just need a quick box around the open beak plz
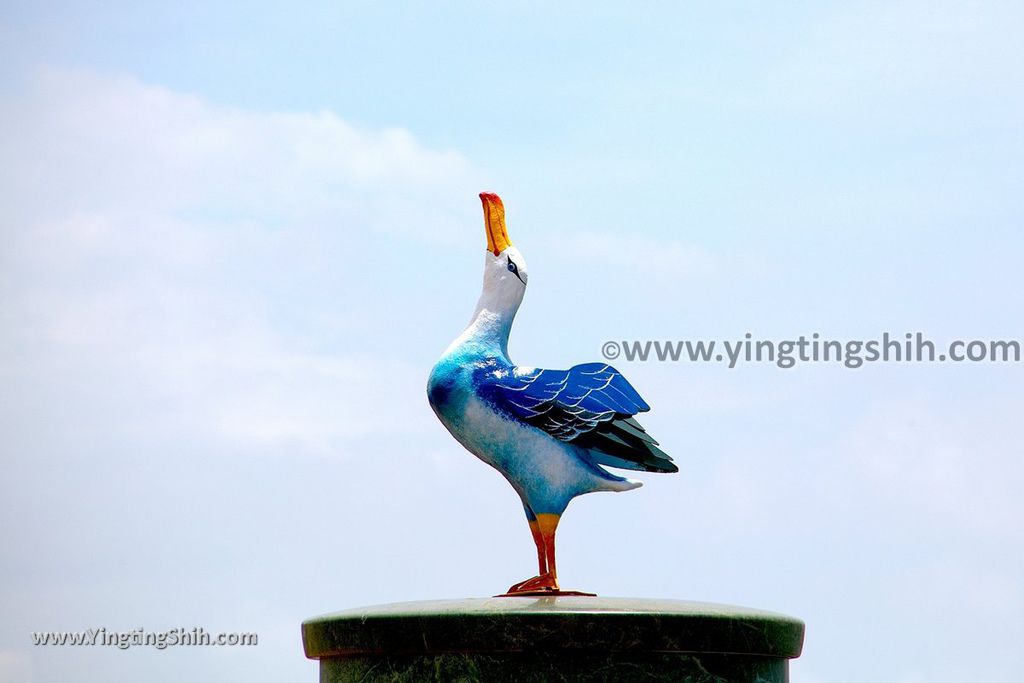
[480,192,512,255]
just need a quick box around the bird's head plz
[479,192,528,303]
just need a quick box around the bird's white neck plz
[445,251,526,359]
[462,299,518,356]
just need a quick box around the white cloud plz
[542,231,720,281]
[0,68,473,221]
[534,230,771,289]
[0,68,480,456]
[0,650,32,683]
[833,396,1024,539]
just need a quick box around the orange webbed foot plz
[505,573,559,594]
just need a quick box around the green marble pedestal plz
[302,597,804,682]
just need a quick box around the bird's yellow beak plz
[480,192,512,256]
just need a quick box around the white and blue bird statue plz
[428,192,677,595]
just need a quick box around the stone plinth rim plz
[302,596,804,661]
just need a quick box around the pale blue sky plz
[1,2,1022,682]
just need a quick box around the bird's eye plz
[505,255,526,284]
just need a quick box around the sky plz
[1,2,1022,681]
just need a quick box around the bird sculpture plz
[427,192,677,595]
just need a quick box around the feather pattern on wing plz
[479,363,677,473]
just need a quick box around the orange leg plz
[542,517,558,581]
[529,518,546,576]
[506,513,561,594]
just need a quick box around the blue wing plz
[485,363,677,473]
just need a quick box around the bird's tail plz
[601,477,643,493]
[575,447,644,492]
